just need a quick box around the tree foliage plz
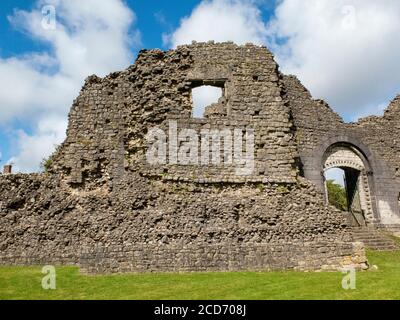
[326,179,348,211]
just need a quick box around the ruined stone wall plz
[284,75,400,225]
[354,97,400,225]
[80,242,367,273]
[0,172,367,272]
[50,42,297,187]
[0,43,373,273]
[356,96,400,179]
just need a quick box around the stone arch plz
[323,147,365,171]
[302,134,384,225]
[316,135,376,172]
[322,142,375,226]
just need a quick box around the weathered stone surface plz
[3,42,398,272]
[284,75,400,226]
[0,173,355,270]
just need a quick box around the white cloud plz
[192,86,223,118]
[163,0,269,116]
[8,116,68,173]
[165,0,400,121]
[1,0,139,172]
[267,0,400,120]
[164,0,268,48]
[5,0,400,172]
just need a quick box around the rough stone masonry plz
[2,42,400,273]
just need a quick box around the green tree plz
[326,179,348,211]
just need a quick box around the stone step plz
[352,227,399,251]
[359,243,397,249]
[357,238,394,242]
[356,233,399,237]
[353,235,395,242]
[352,230,385,234]
[357,241,397,248]
[359,242,396,247]
[354,237,394,242]
[353,231,396,236]
[365,246,398,251]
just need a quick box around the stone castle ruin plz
[1,42,399,273]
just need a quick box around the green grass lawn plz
[0,250,399,300]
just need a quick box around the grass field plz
[0,250,399,300]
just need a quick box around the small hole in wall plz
[192,86,223,118]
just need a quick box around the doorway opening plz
[325,168,347,211]
[323,143,374,227]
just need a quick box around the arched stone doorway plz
[322,143,375,227]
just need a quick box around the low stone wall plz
[0,253,78,267]
[0,172,369,273]
[79,242,368,274]
[0,241,367,273]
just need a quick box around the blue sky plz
[0,0,207,166]
[0,0,399,173]
[0,1,194,53]
[0,1,276,57]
